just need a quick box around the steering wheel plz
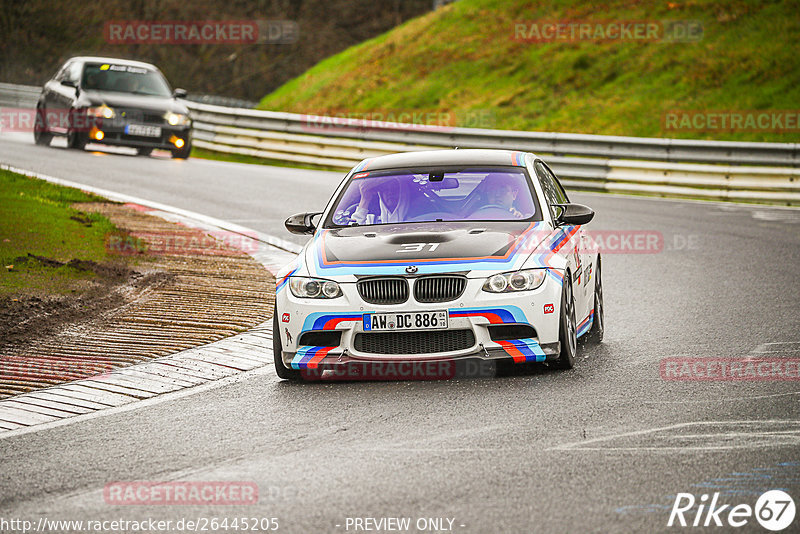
[333,203,361,225]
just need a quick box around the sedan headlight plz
[289,277,342,299]
[164,111,190,126]
[482,269,546,293]
[88,105,115,119]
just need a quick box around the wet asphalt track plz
[1,133,800,533]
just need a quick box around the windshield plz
[81,63,172,97]
[325,167,540,227]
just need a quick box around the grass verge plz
[258,0,800,143]
[0,169,129,298]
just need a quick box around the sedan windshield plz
[81,63,172,97]
[326,167,540,227]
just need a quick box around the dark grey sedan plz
[34,56,192,158]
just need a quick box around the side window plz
[547,165,570,204]
[535,161,564,217]
[67,62,83,84]
[54,62,71,81]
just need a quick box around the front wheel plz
[66,115,86,150]
[553,276,578,369]
[171,141,191,159]
[585,258,604,344]
[33,105,53,146]
[273,306,301,380]
[137,147,153,156]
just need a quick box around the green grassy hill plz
[258,0,800,142]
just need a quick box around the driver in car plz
[474,175,524,218]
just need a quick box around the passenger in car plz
[350,177,411,224]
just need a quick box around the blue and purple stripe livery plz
[576,309,594,338]
[291,346,339,369]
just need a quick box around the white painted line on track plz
[548,420,800,452]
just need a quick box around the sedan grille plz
[414,275,467,303]
[120,109,143,122]
[354,330,475,355]
[357,278,409,305]
[119,109,164,124]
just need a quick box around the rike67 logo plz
[668,490,795,531]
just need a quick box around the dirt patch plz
[0,203,274,399]
[0,264,171,350]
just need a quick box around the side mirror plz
[285,212,322,235]
[61,79,79,95]
[173,88,188,98]
[553,203,594,226]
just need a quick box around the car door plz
[534,160,592,318]
[49,60,82,133]
[41,62,68,122]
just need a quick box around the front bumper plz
[276,275,564,373]
[88,117,191,150]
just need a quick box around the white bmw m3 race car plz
[273,149,603,380]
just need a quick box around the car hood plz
[303,221,554,278]
[82,90,188,114]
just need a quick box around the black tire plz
[585,257,604,344]
[553,275,578,369]
[273,306,301,380]
[33,105,52,146]
[171,141,191,159]
[137,147,153,156]
[66,111,86,150]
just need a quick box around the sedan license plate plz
[125,124,161,137]
[363,311,448,332]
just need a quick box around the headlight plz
[482,269,546,293]
[88,105,115,119]
[164,111,190,126]
[289,277,342,299]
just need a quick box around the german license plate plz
[125,124,161,137]
[363,311,448,332]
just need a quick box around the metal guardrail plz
[185,102,800,204]
[0,83,40,108]
[3,83,799,204]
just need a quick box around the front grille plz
[354,329,475,355]
[357,278,409,305]
[119,110,164,124]
[120,109,143,122]
[414,275,467,303]
[143,113,164,124]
